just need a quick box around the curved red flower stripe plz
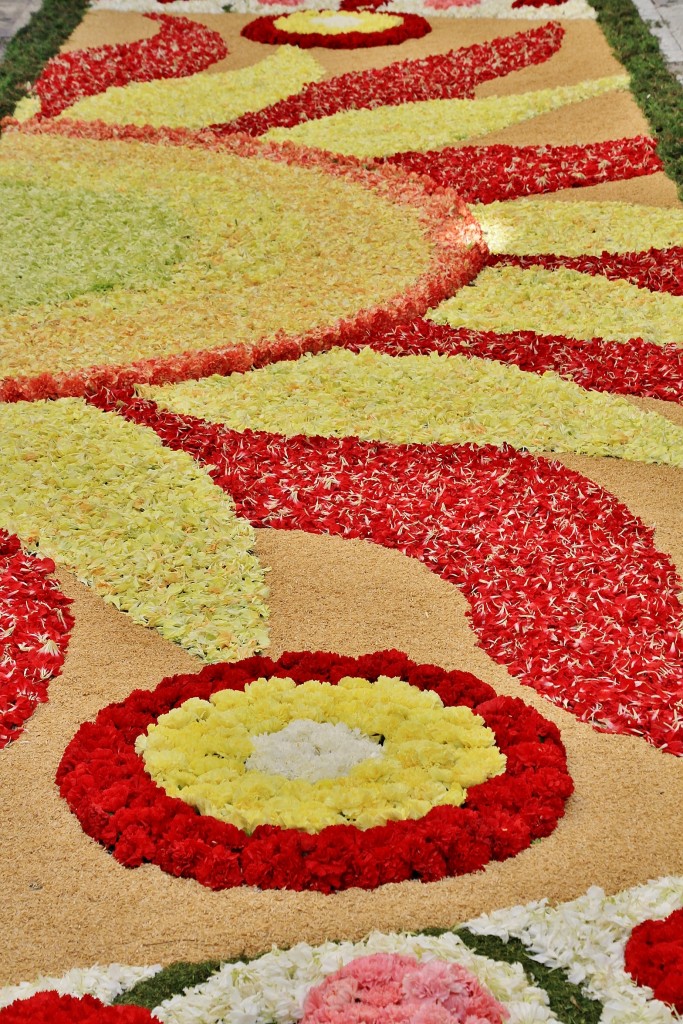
[379,138,662,204]
[625,909,683,1012]
[488,248,683,295]
[56,650,572,893]
[211,22,564,136]
[0,118,485,404]
[340,0,387,9]
[345,317,683,402]
[0,531,74,750]
[241,12,431,49]
[0,992,156,1023]
[98,395,683,755]
[34,15,228,119]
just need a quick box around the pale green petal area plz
[0,400,270,662]
[143,347,683,467]
[11,97,40,122]
[473,199,683,256]
[0,179,188,312]
[428,265,683,347]
[265,75,629,159]
[59,47,325,129]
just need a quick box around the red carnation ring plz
[625,908,683,1012]
[0,992,156,1023]
[241,12,431,49]
[57,650,572,893]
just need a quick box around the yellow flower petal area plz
[474,199,683,257]
[12,96,40,122]
[59,47,324,129]
[0,132,431,380]
[265,75,629,159]
[143,347,683,466]
[136,675,505,833]
[429,265,683,348]
[273,10,403,34]
[0,399,269,662]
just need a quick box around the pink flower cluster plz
[301,954,509,1024]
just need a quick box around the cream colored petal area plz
[0,399,269,662]
[265,76,629,159]
[474,198,683,256]
[143,348,683,467]
[429,265,683,347]
[59,47,324,129]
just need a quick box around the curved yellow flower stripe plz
[58,47,324,130]
[0,132,430,380]
[144,347,683,467]
[0,399,269,662]
[265,76,629,158]
[474,199,683,256]
[274,11,404,34]
[137,675,505,832]
[429,265,683,348]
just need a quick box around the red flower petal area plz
[56,650,572,892]
[380,138,663,203]
[241,12,431,49]
[212,22,564,135]
[0,119,485,404]
[34,15,228,118]
[512,0,566,7]
[489,248,683,295]
[0,530,74,750]
[625,909,683,1012]
[97,394,683,755]
[346,316,683,403]
[0,992,156,1023]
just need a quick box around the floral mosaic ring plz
[241,11,432,49]
[56,650,573,893]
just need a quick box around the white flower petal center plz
[245,717,383,782]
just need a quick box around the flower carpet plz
[0,0,682,1020]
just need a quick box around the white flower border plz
[87,0,596,21]
[3,878,683,1022]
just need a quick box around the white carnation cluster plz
[245,717,384,783]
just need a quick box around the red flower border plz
[0,530,74,750]
[241,12,431,49]
[0,119,486,404]
[625,909,683,1012]
[0,992,156,1023]
[56,650,572,893]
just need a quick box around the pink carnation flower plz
[301,953,509,1024]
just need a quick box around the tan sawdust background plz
[2,9,683,986]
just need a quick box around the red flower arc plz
[0,531,74,750]
[625,908,683,1012]
[34,15,228,118]
[57,651,572,892]
[99,393,683,755]
[241,12,432,49]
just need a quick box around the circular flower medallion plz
[241,11,432,49]
[57,650,573,893]
[0,992,156,1022]
[624,908,683,1012]
[300,953,509,1023]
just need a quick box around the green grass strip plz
[587,0,683,197]
[456,928,602,1024]
[112,960,224,1009]
[0,0,87,126]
